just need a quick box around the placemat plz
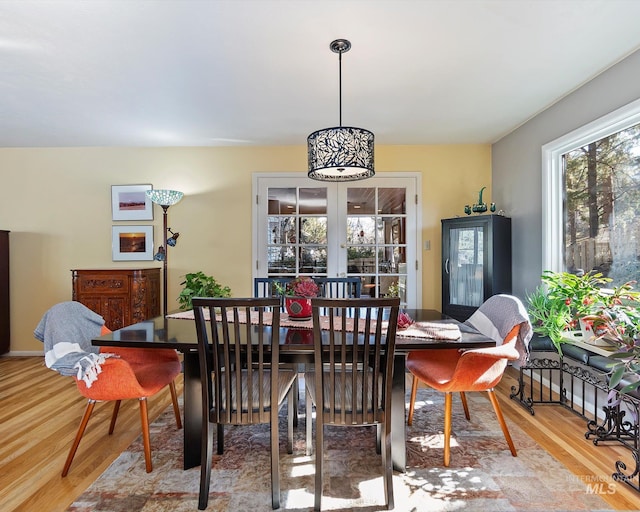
[167,310,461,340]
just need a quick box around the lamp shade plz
[307,39,374,182]
[146,189,184,207]
[307,126,375,181]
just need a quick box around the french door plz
[253,173,421,308]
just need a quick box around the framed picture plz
[111,184,153,221]
[112,225,154,261]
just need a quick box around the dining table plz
[92,308,494,472]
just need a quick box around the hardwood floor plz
[0,356,183,512]
[1,357,639,511]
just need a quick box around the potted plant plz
[177,271,232,310]
[527,270,611,352]
[581,282,640,393]
[277,277,319,319]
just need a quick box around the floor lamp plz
[146,189,184,316]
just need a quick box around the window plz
[563,126,640,284]
[542,97,640,286]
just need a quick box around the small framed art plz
[112,225,154,261]
[111,184,153,221]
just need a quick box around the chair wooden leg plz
[287,386,294,454]
[108,400,121,435]
[62,400,96,477]
[460,391,470,421]
[169,381,182,429]
[271,398,281,509]
[487,389,517,457]
[407,374,419,426]
[382,420,394,509]
[198,418,214,510]
[443,392,452,467]
[217,423,224,454]
[138,398,152,473]
[314,412,323,511]
[306,387,313,456]
[293,373,299,428]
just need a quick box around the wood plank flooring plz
[1,357,639,511]
[0,356,183,512]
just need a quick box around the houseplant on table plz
[277,277,319,319]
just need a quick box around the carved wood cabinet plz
[0,231,9,355]
[71,268,161,330]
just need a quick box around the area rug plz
[68,386,616,512]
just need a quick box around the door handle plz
[444,258,450,274]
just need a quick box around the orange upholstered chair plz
[62,325,182,476]
[35,301,182,477]
[406,294,531,466]
[406,323,522,467]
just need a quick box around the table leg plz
[182,350,202,470]
[391,352,407,472]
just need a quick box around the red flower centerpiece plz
[397,311,414,330]
[282,277,319,320]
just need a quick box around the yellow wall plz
[0,144,490,353]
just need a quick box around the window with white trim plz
[542,98,640,287]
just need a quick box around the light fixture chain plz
[338,50,343,127]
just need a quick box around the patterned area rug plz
[68,385,615,512]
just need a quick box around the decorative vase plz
[285,296,312,319]
[284,328,314,344]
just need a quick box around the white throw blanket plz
[34,301,114,387]
[464,294,533,365]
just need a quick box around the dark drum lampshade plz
[307,39,374,182]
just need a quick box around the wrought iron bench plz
[510,334,640,493]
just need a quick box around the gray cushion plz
[562,344,594,364]
[529,335,556,352]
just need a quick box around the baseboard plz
[1,351,43,357]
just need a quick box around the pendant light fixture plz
[307,39,374,181]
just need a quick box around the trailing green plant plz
[526,270,612,353]
[581,281,640,393]
[177,271,232,310]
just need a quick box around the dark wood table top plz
[92,309,495,353]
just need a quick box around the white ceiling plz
[2,0,640,148]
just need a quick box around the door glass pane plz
[448,226,484,307]
[300,247,327,274]
[347,188,375,214]
[347,216,375,244]
[268,216,296,244]
[346,188,407,303]
[299,188,327,214]
[267,245,296,273]
[378,188,406,214]
[267,187,327,276]
[300,217,327,244]
[268,188,296,214]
